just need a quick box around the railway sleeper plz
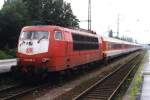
[90,89,114,94]
[80,96,108,100]
[85,93,112,97]
[94,86,117,89]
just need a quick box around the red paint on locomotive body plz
[17,25,103,73]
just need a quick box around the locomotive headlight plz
[42,58,49,63]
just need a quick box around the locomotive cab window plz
[33,31,49,40]
[55,31,63,40]
[20,31,49,40]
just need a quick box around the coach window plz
[55,31,62,40]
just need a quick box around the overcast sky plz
[0,0,4,9]
[65,0,150,44]
[0,0,150,44]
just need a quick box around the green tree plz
[0,11,19,48]
[23,0,79,27]
[0,0,79,48]
[23,0,42,24]
[0,0,27,48]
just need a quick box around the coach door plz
[64,31,71,68]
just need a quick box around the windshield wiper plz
[37,36,46,43]
[20,41,25,46]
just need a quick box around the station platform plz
[0,59,17,73]
[141,51,150,100]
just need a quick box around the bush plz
[0,50,10,59]
[5,48,16,57]
[0,49,16,59]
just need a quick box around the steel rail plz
[0,83,22,93]
[0,82,50,100]
[73,53,143,100]
[108,55,143,100]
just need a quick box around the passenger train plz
[11,25,141,76]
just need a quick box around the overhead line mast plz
[88,0,91,31]
[117,14,120,37]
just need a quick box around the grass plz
[129,67,143,100]
[0,48,16,59]
[130,75,142,95]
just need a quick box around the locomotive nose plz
[19,57,50,64]
[18,56,50,74]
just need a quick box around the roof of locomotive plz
[22,25,59,31]
[22,25,98,37]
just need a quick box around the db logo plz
[26,48,33,53]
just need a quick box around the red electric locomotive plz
[14,25,103,75]
[12,25,141,76]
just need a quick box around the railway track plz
[0,51,143,100]
[73,53,144,100]
[0,81,49,100]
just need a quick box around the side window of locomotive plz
[55,32,63,40]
